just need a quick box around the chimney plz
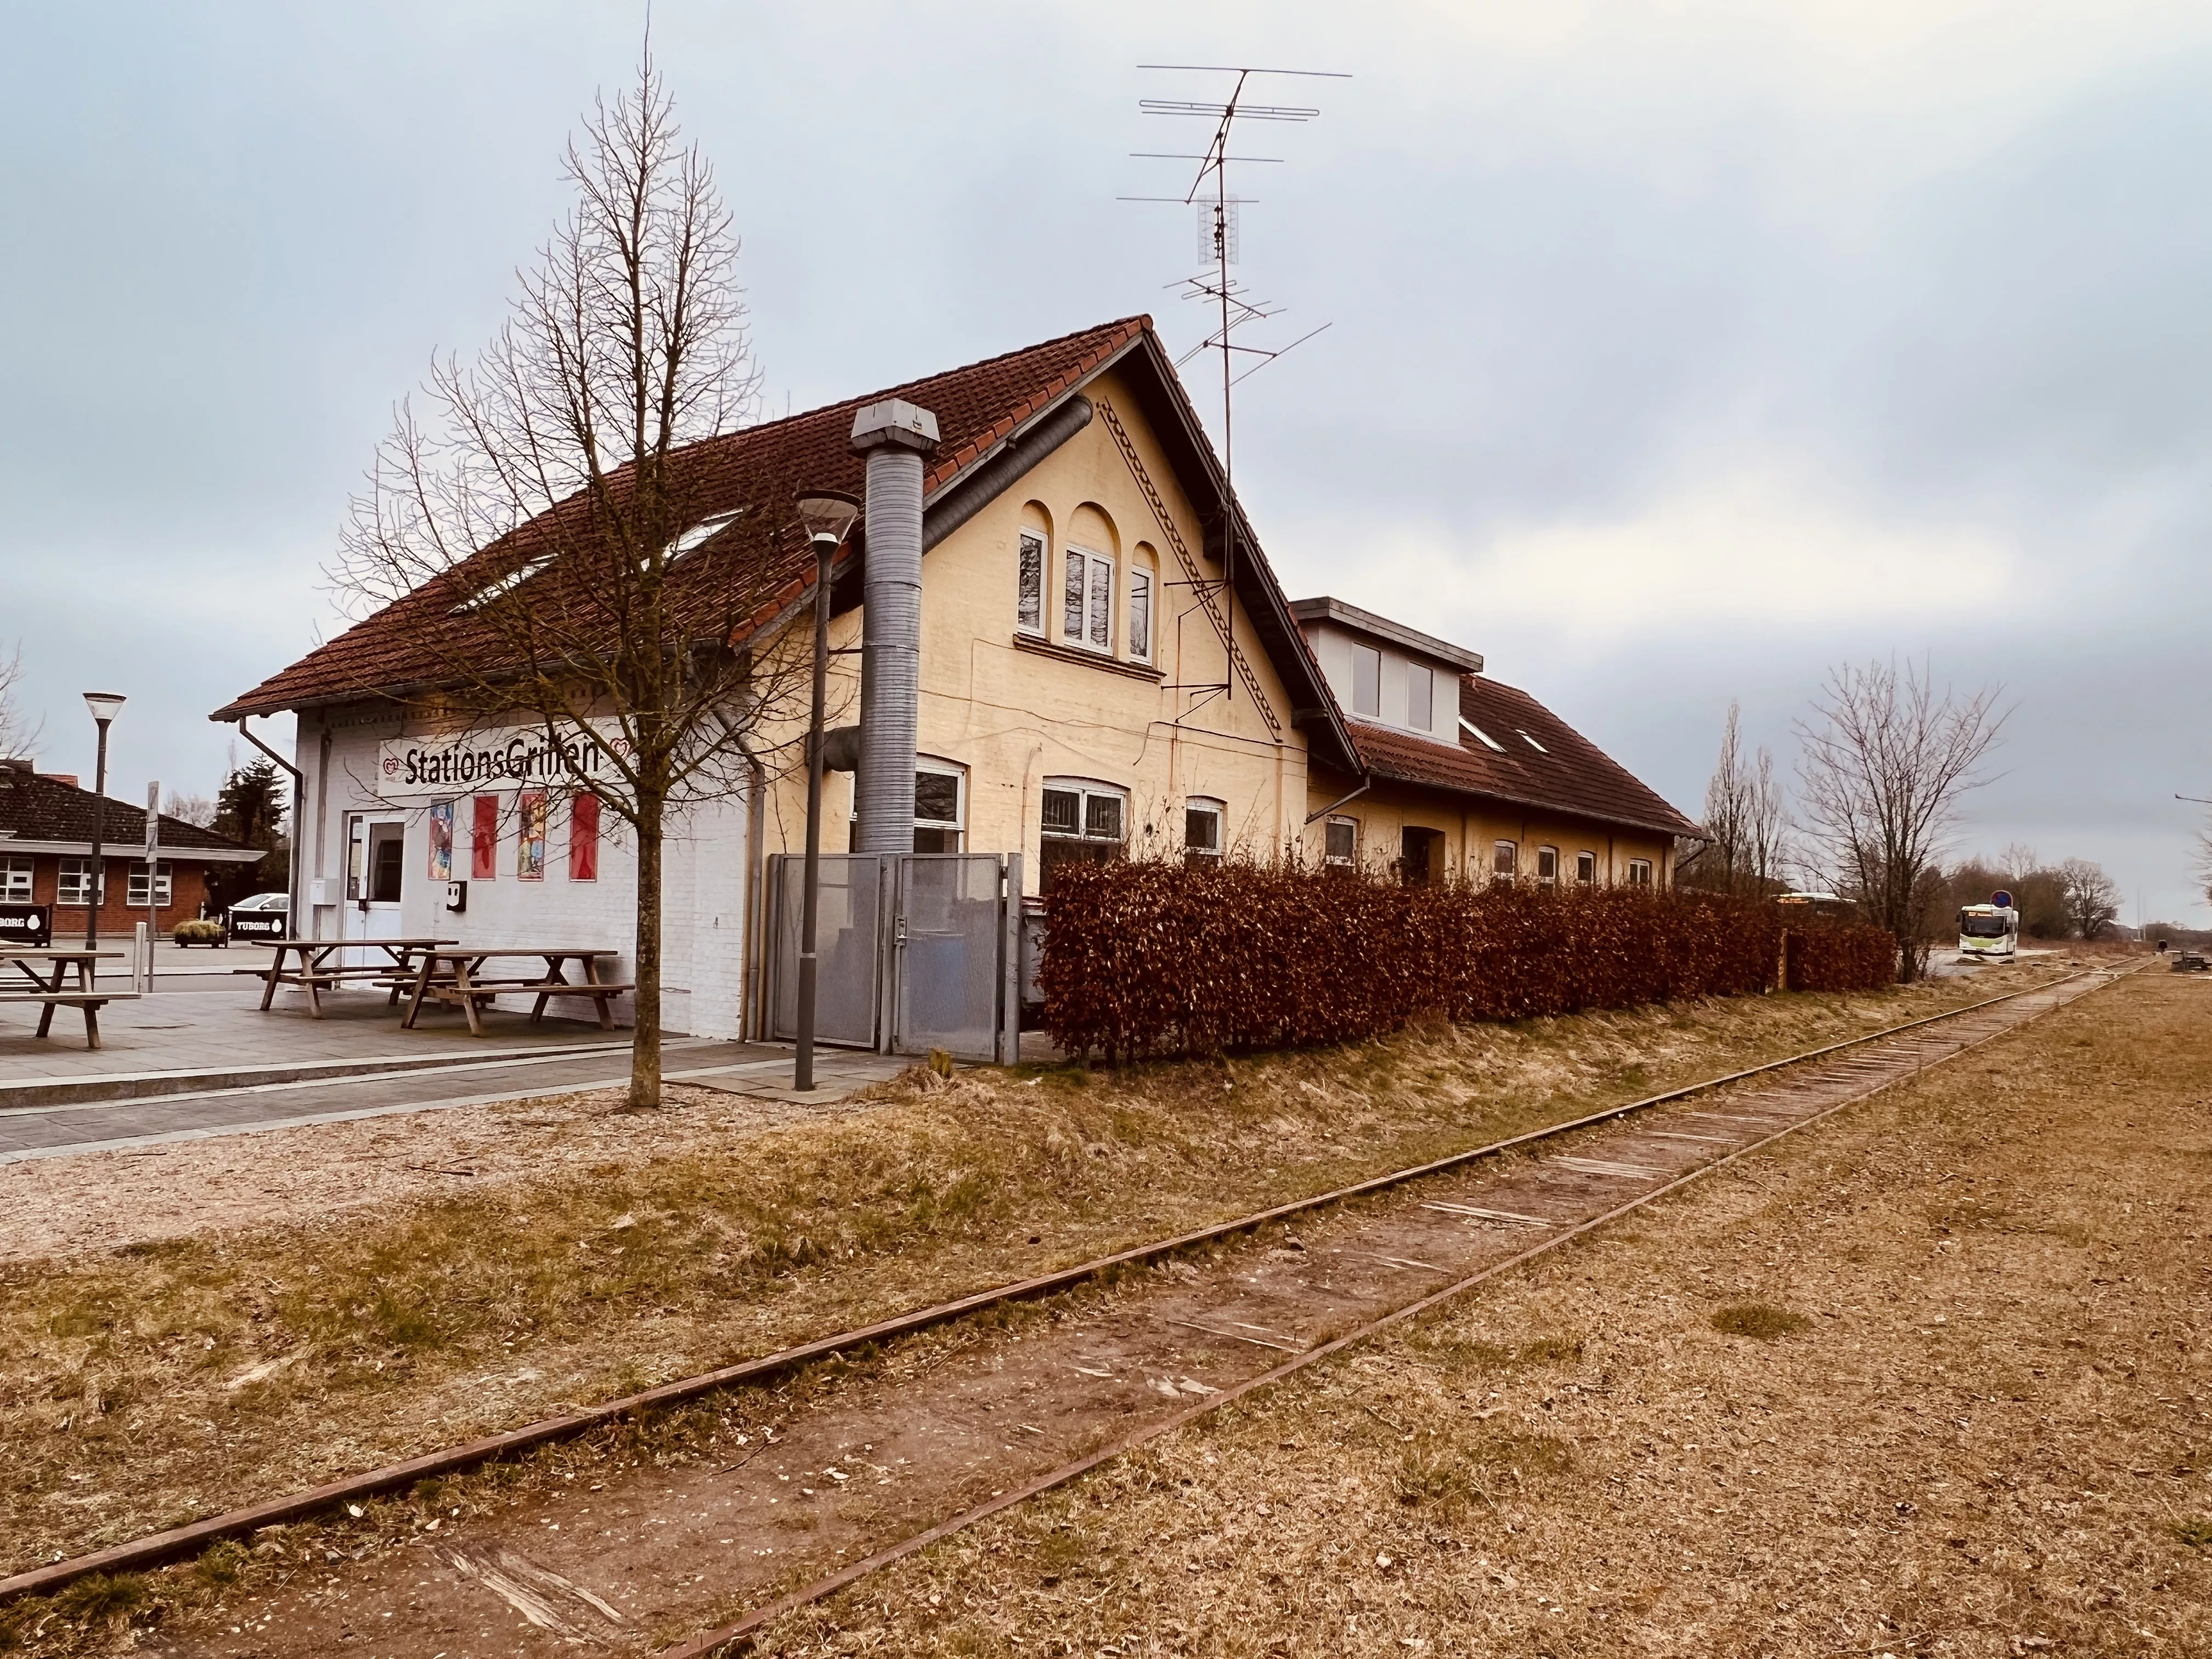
[848,398,939,855]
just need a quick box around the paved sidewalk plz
[0,1040,906,1162]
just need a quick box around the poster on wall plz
[471,794,499,881]
[569,793,600,882]
[427,800,454,881]
[517,790,548,881]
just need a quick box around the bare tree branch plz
[0,643,41,761]
[1793,657,2010,983]
[327,56,806,1108]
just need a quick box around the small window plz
[57,859,101,907]
[1536,846,1558,887]
[1324,816,1358,866]
[1352,644,1381,718]
[1128,566,1154,662]
[1062,546,1114,652]
[1184,797,1224,866]
[663,509,743,565]
[0,856,30,903]
[450,552,555,614]
[1627,859,1653,887]
[370,822,407,899]
[1040,779,1128,887]
[915,762,966,853]
[1492,839,1517,881]
[1519,729,1549,754]
[1016,530,1046,635]
[126,861,174,908]
[1407,663,1434,730]
[1460,718,1504,752]
[1576,850,1596,885]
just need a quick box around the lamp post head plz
[795,490,861,550]
[81,692,126,726]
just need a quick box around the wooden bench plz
[398,948,626,1035]
[0,990,140,1049]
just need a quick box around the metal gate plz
[766,853,1021,1063]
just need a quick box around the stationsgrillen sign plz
[374,723,631,801]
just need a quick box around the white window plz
[1063,546,1114,652]
[1128,565,1154,663]
[914,760,966,854]
[1460,717,1504,752]
[57,859,103,906]
[1536,846,1558,887]
[1016,530,1046,635]
[1576,850,1596,885]
[1627,859,1654,887]
[1519,729,1549,754]
[1407,663,1434,729]
[1352,644,1381,717]
[126,861,174,907]
[1492,840,1517,882]
[1184,797,1224,866]
[1040,778,1127,884]
[0,857,30,903]
[1324,816,1359,866]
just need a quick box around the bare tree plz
[0,643,40,760]
[2055,857,2120,941]
[332,59,808,1108]
[1795,658,2009,983]
[163,791,217,828]
[1685,700,1790,896]
[2196,816,2212,909]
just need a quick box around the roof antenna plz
[1121,64,1346,713]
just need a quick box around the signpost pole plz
[145,781,160,986]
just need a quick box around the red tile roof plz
[0,765,261,855]
[212,318,1151,721]
[1348,677,1702,839]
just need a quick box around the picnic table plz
[398,946,630,1035]
[239,938,456,1018]
[1,947,134,1049]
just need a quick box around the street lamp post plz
[792,491,861,1092]
[81,692,126,950]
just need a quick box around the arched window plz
[1128,547,1158,663]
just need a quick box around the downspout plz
[850,399,938,855]
[1304,777,1370,827]
[236,718,305,936]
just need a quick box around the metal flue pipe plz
[849,399,938,855]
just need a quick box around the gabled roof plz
[208,319,1359,774]
[0,766,262,858]
[1348,677,1702,840]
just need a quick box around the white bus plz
[1957,902,2019,960]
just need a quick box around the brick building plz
[0,760,266,935]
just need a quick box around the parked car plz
[224,892,291,944]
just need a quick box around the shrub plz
[172,918,224,944]
[1039,861,1894,1059]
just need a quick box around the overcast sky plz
[4,2,2208,920]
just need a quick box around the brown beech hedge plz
[1040,861,1896,1059]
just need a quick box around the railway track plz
[0,964,2130,1654]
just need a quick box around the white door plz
[342,815,408,964]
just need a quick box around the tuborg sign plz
[375,723,631,800]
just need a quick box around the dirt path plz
[86,973,2123,1657]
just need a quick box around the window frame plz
[1062,545,1115,654]
[56,858,103,907]
[1324,816,1359,867]
[1040,779,1127,847]
[914,758,967,854]
[0,856,31,904]
[1575,849,1596,886]
[1406,662,1434,730]
[1627,858,1654,888]
[1536,845,1559,887]
[1184,795,1225,865]
[1015,528,1047,636]
[1127,560,1155,664]
[1351,643,1382,718]
[125,860,174,908]
[1492,839,1517,882]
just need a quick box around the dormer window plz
[1407,663,1434,729]
[1352,644,1381,718]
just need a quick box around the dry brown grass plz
[744,963,2210,1657]
[0,969,2035,1605]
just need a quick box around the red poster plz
[570,793,600,882]
[471,794,499,880]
